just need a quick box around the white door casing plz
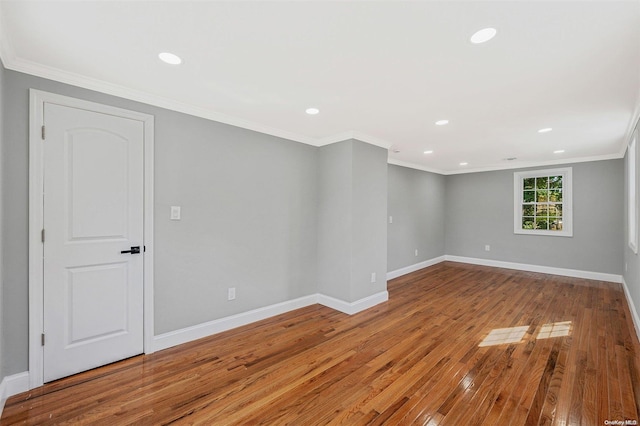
[29,90,155,387]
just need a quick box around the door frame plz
[28,89,155,389]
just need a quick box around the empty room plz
[0,1,639,425]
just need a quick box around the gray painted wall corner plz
[316,139,388,303]
[444,160,623,275]
[317,141,353,301]
[351,140,387,301]
[387,164,446,272]
[1,69,321,373]
[623,120,640,331]
[0,58,5,379]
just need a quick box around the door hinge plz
[41,333,45,346]
[41,229,45,243]
[41,125,45,140]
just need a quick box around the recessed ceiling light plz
[554,150,565,154]
[423,150,433,154]
[158,52,182,65]
[470,28,497,44]
[305,108,320,115]
[435,120,449,126]
[538,128,553,133]
[459,162,468,166]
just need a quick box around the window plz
[514,167,572,237]
[629,130,638,253]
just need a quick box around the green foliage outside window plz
[521,175,563,231]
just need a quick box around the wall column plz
[317,139,388,310]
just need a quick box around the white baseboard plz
[621,276,640,344]
[317,291,389,315]
[386,256,446,280]
[153,290,390,352]
[153,294,319,352]
[444,255,622,283]
[0,372,30,417]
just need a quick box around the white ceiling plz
[1,1,639,174]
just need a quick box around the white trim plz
[153,295,319,352]
[317,291,389,315]
[10,57,316,146]
[621,276,640,345]
[28,90,155,389]
[0,372,30,417]
[386,256,446,280]
[0,44,627,178]
[513,167,573,237]
[387,153,624,176]
[153,291,389,352]
[442,153,623,176]
[444,255,622,283]
[628,129,638,254]
[316,131,392,150]
[386,158,447,175]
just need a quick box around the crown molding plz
[316,131,393,150]
[386,158,447,175]
[0,23,630,176]
[442,152,624,175]
[5,56,321,146]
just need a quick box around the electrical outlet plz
[415,249,418,257]
[485,245,491,251]
[389,216,393,224]
[371,272,376,283]
[228,287,236,300]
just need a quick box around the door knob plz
[120,246,141,254]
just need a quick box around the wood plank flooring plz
[3,262,640,425]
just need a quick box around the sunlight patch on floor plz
[536,321,572,339]
[479,326,529,347]
[480,321,572,347]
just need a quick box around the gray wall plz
[445,160,624,274]
[0,64,631,379]
[387,165,446,272]
[317,140,387,302]
[0,60,5,380]
[624,121,640,328]
[1,69,319,375]
[317,141,352,301]
[351,140,387,301]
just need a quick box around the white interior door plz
[43,102,144,382]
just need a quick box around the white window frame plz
[513,167,573,237]
[629,130,638,254]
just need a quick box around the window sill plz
[514,229,573,237]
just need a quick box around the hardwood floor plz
[3,262,640,425]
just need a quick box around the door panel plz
[43,103,144,382]
[67,129,129,240]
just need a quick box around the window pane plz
[523,178,535,190]
[536,218,549,230]
[550,217,563,231]
[514,168,571,236]
[549,190,562,202]
[537,190,548,202]
[549,176,563,189]
[548,203,562,216]
[536,177,548,189]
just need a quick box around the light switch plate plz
[170,206,181,220]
